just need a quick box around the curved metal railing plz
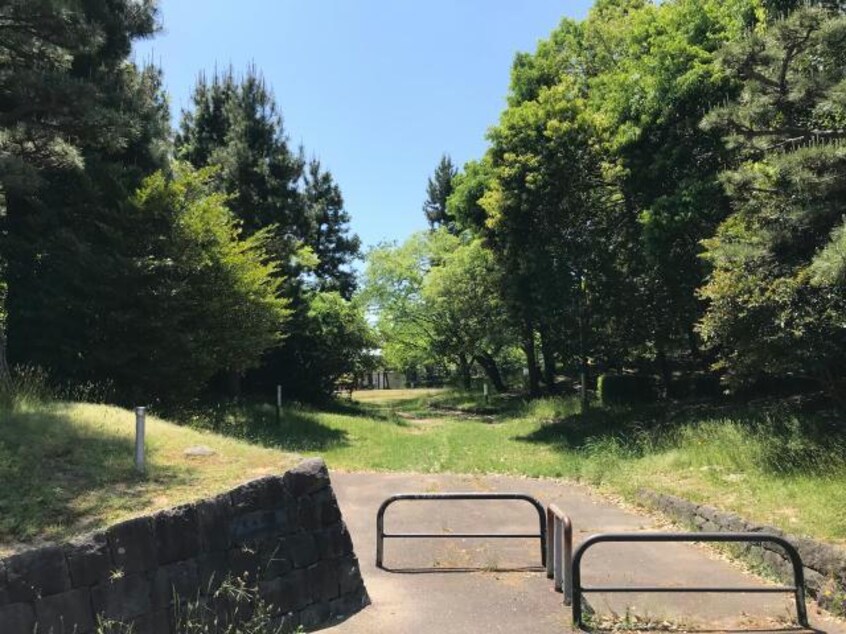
[375,492,547,569]
[570,531,808,628]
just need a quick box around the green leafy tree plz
[579,0,762,385]
[423,238,516,391]
[362,233,436,375]
[481,74,620,395]
[177,67,365,401]
[302,292,376,397]
[699,6,846,397]
[120,165,289,403]
[363,230,516,391]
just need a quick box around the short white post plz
[134,406,146,473]
[483,382,489,403]
[276,385,282,425]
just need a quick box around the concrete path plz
[323,471,845,633]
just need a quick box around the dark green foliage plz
[11,166,290,405]
[1,0,169,394]
[598,374,657,406]
[0,0,161,195]
[177,68,363,401]
[422,154,458,231]
[302,160,361,299]
[247,291,374,403]
[699,6,846,397]
[667,374,723,400]
[176,66,304,242]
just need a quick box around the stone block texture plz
[0,458,368,633]
[637,489,846,613]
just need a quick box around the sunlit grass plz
[190,389,846,544]
[0,401,299,553]
[6,388,846,551]
[350,388,445,403]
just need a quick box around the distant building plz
[362,368,407,390]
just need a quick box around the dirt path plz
[323,471,845,633]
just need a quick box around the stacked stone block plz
[638,489,846,613]
[0,458,368,633]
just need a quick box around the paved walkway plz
[323,471,845,633]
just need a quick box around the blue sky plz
[133,1,592,251]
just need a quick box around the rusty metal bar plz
[571,532,808,629]
[375,492,546,569]
[546,504,573,605]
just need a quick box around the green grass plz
[186,390,846,544]
[5,388,846,553]
[0,401,299,554]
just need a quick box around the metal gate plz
[375,492,547,569]
[570,531,808,628]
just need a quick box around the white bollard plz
[134,406,146,473]
[276,384,282,425]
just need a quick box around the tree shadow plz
[514,404,668,451]
[0,407,187,549]
[514,400,846,477]
[197,405,353,452]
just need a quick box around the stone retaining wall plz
[0,458,368,633]
[637,489,846,613]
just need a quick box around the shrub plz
[667,374,723,400]
[598,374,656,406]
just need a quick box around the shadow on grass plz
[0,407,186,548]
[187,402,353,452]
[515,404,667,450]
[515,400,846,477]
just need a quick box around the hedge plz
[598,374,656,405]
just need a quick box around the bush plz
[598,374,656,406]
[667,374,723,400]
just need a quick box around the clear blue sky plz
[133,1,592,251]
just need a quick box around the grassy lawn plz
[5,389,845,553]
[0,401,299,554]
[187,389,846,545]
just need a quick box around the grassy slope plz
[5,390,844,553]
[193,390,846,545]
[0,401,299,554]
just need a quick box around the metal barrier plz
[571,532,808,628]
[376,492,546,569]
[546,504,573,605]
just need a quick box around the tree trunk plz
[521,324,541,397]
[0,331,10,392]
[474,352,506,393]
[457,354,472,391]
[539,324,557,393]
[577,283,589,413]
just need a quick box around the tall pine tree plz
[1,0,167,391]
[423,155,458,231]
[177,67,362,400]
[700,6,846,397]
